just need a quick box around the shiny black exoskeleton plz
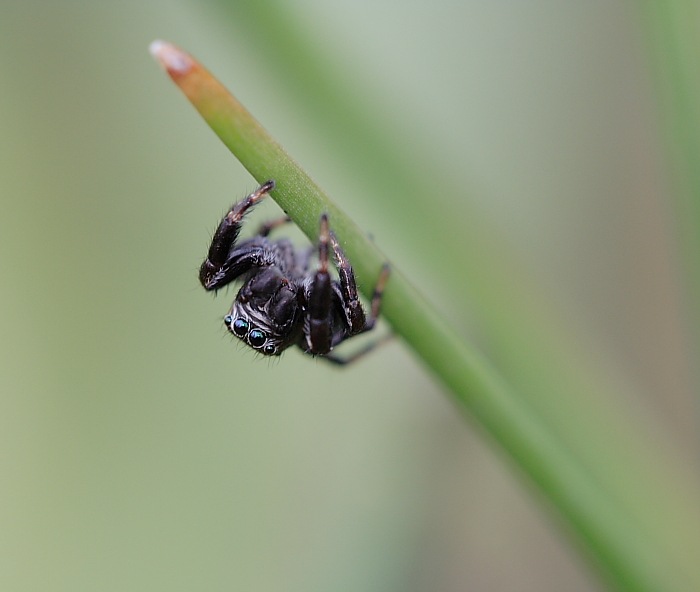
[199,180,389,364]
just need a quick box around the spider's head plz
[224,268,301,356]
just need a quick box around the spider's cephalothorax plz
[199,180,389,364]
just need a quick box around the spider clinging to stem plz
[199,180,390,364]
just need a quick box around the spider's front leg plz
[304,215,390,358]
[320,234,390,364]
[330,233,390,334]
[304,213,334,355]
[199,180,275,291]
[329,233,365,335]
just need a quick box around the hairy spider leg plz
[304,214,334,355]
[321,263,391,365]
[329,232,367,335]
[199,180,275,291]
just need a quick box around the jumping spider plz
[199,180,390,364]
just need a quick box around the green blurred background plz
[1,1,695,591]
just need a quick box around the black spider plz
[199,180,390,364]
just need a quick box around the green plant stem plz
[150,41,696,591]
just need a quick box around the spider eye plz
[248,329,266,347]
[263,344,276,355]
[232,318,249,336]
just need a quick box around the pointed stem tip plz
[149,40,193,75]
